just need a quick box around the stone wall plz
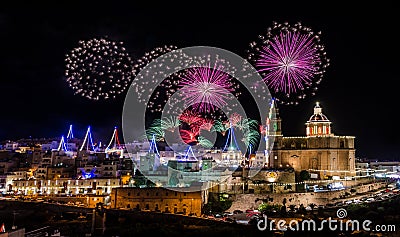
[110,187,202,217]
[227,181,387,212]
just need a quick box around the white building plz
[11,178,121,195]
[5,142,18,151]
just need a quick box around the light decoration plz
[57,135,68,151]
[148,134,161,158]
[184,146,197,161]
[266,171,278,182]
[67,124,74,139]
[105,126,122,150]
[80,167,96,179]
[79,126,96,151]
[223,123,240,151]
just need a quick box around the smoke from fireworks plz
[248,22,329,105]
[65,37,133,100]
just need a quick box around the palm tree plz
[308,203,317,215]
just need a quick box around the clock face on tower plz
[273,123,278,131]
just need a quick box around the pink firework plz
[229,113,242,127]
[248,22,329,105]
[178,64,236,112]
[198,118,214,132]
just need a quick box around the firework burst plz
[178,64,239,113]
[132,45,178,77]
[197,136,214,148]
[248,21,329,105]
[179,128,199,145]
[144,119,165,142]
[242,129,260,149]
[131,48,243,117]
[178,110,202,126]
[130,45,185,111]
[65,37,133,100]
[161,116,181,132]
[198,118,214,132]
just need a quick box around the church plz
[266,101,356,180]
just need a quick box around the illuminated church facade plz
[266,101,356,180]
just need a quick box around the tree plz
[288,204,296,217]
[299,170,311,181]
[309,203,317,210]
[133,170,155,187]
[258,202,282,215]
[282,198,287,206]
[288,204,296,212]
[308,203,317,215]
[298,204,306,214]
[202,193,232,214]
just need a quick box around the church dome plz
[307,102,330,122]
[305,102,332,137]
[309,113,329,122]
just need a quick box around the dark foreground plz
[1,200,399,237]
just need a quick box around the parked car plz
[345,200,353,205]
[325,203,335,208]
[233,209,243,214]
[365,198,375,203]
[353,199,362,204]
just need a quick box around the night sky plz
[0,3,398,160]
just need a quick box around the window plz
[145,204,149,210]
[127,192,130,196]
[137,192,140,196]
